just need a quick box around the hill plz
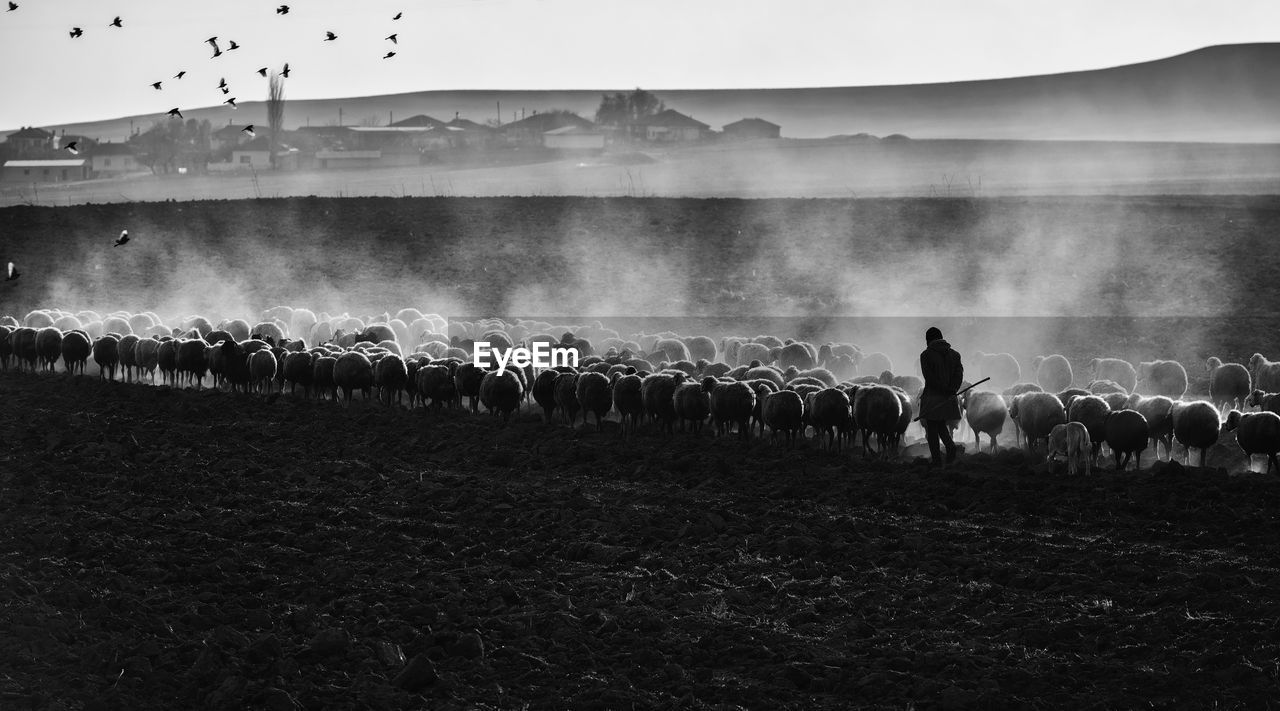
[9,44,1280,144]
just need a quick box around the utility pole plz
[496,101,501,126]
[339,107,343,126]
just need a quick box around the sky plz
[0,0,1277,129]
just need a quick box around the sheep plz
[888,373,924,401]
[860,352,893,376]
[1087,358,1137,394]
[453,362,487,413]
[531,369,560,422]
[653,337,691,364]
[1171,400,1220,467]
[963,390,1007,454]
[1222,410,1280,475]
[777,342,815,370]
[703,362,732,379]
[281,351,314,397]
[751,334,783,349]
[1248,354,1280,394]
[736,342,772,367]
[11,327,37,372]
[176,338,209,389]
[1047,422,1092,476]
[808,387,852,451]
[1104,409,1149,471]
[1206,357,1251,413]
[971,352,1021,390]
[673,381,711,435]
[251,321,286,344]
[741,365,785,390]
[333,351,374,404]
[0,325,12,371]
[1009,391,1067,455]
[23,310,54,329]
[134,337,159,383]
[1056,388,1090,414]
[181,316,213,337]
[852,384,902,458]
[1101,391,1131,412]
[641,371,687,434]
[554,372,582,426]
[374,353,409,406]
[761,387,805,448]
[248,349,277,395]
[1129,394,1176,460]
[92,334,121,381]
[1032,355,1073,392]
[60,330,92,375]
[416,363,457,410]
[612,373,645,437]
[683,335,717,363]
[479,369,523,422]
[1087,379,1128,396]
[704,377,756,440]
[1247,389,1280,415]
[35,327,63,372]
[575,371,613,431]
[117,334,140,381]
[888,386,913,455]
[53,314,84,334]
[1067,394,1111,464]
[1136,360,1188,400]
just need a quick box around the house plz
[1,159,90,183]
[5,127,55,157]
[445,117,497,148]
[631,109,710,142]
[230,136,274,168]
[90,142,141,176]
[722,118,781,140]
[389,114,446,129]
[211,124,254,152]
[544,125,605,151]
[500,111,594,147]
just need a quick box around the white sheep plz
[1032,355,1073,392]
[1009,391,1067,455]
[1248,354,1280,394]
[1047,422,1091,476]
[971,351,1021,391]
[1136,360,1188,400]
[963,390,1007,454]
[1087,358,1137,393]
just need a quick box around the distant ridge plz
[9,43,1280,144]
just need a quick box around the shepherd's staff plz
[913,377,991,422]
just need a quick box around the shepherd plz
[919,326,964,467]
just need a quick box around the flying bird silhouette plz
[151,81,162,90]
[386,34,397,44]
[109,16,122,27]
[323,31,336,41]
[5,262,18,282]
[64,142,79,155]
[276,5,289,14]
[281,63,290,78]
[167,108,183,118]
[218,77,227,88]
[242,125,256,138]
[206,36,221,57]
[114,230,129,247]
[227,40,239,50]
[69,27,82,38]
[257,67,268,77]
[383,51,395,59]
[392,11,402,20]
[174,70,186,79]
[225,97,237,109]
[8,2,18,11]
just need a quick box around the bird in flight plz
[114,230,129,247]
[324,31,336,41]
[168,108,183,118]
[383,51,395,59]
[392,11,402,20]
[69,27,83,38]
[151,81,162,90]
[207,36,221,57]
[7,2,17,11]
[218,77,227,89]
[276,5,289,14]
[257,67,268,77]
[5,262,18,282]
[386,34,397,44]
[174,70,186,79]
[225,97,237,109]
[242,125,256,138]
[281,63,291,78]
[228,40,240,50]
[109,16,122,27]
[64,142,79,155]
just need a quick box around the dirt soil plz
[3,371,1279,710]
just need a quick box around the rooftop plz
[4,159,87,167]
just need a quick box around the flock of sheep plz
[3,305,1280,475]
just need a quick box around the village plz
[0,102,782,184]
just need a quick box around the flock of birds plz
[4,3,405,127]
[3,304,1280,476]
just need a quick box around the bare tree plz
[267,71,285,169]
